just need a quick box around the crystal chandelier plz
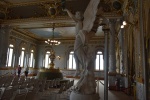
[45,23,61,45]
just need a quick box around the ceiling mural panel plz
[7,5,47,19]
[28,27,76,38]
[0,0,124,41]
[29,28,62,38]
[28,26,103,39]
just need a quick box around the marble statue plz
[64,0,103,99]
[64,9,84,76]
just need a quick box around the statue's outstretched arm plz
[64,9,78,22]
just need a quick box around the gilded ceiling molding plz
[38,37,104,45]
[16,29,42,40]
[10,30,37,44]
[98,0,123,17]
[19,22,75,29]
[1,16,73,27]
[7,0,73,8]
[102,12,122,19]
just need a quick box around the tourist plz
[17,65,22,77]
[25,66,29,78]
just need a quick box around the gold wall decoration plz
[40,0,65,18]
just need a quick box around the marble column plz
[13,39,20,68]
[108,19,117,90]
[118,28,126,89]
[0,25,12,67]
[119,28,125,73]
[102,25,110,100]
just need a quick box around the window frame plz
[95,51,104,71]
[44,51,51,68]
[68,51,76,70]
[29,49,35,68]
[19,47,26,67]
[6,44,15,67]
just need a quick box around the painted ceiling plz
[28,26,103,39]
[0,0,124,40]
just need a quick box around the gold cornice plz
[37,36,104,45]
[20,23,75,29]
[103,12,122,19]
[11,29,38,43]
[0,14,122,28]
[6,0,74,8]
[1,16,74,28]
[13,29,41,40]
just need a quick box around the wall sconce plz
[123,21,127,25]
[120,21,127,28]
[121,25,124,28]
[57,56,61,60]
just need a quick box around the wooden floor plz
[36,79,134,100]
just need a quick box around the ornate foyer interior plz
[0,0,150,100]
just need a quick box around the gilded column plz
[102,25,110,100]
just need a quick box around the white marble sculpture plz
[64,0,102,99]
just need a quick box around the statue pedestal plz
[37,68,63,80]
[70,91,100,100]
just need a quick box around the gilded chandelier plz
[45,23,61,45]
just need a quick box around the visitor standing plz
[24,66,29,78]
[18,65,22,77]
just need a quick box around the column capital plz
[109,19,117,24]
[102,25,110,33]
[0,25,12,33]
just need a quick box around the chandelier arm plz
[52,23,55,39]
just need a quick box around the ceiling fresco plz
[0,0,124,41]
[28,26,103,39]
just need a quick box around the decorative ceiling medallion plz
[47,0,66,17]
[112,1,122,10]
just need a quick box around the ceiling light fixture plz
[45,23,61,45]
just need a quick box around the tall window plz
[68,51,76,70]
[95,51,104,70]
[6,44,14,67]
[19,47,25,67]
[29,50,35,67]
[44,51,51,68]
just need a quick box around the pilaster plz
[0,25,12,67]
